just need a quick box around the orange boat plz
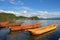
[0,21,24,28]
[9,22,41,31]
[0,21,9,27]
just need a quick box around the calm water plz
[0,20,60,40]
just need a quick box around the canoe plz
[21,22,41,30]
[27,24,58,35]
[0,21,9,27]
[0,21,24,28]
[28,29,56,40]
[9,22,41,31]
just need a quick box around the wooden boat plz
[0,21,9,27]
[0,21,24,28]
[27,29,56,40]
[21,22,41,30]
[27,24,58,35]
[9,22,41,31]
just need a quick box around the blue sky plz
[0,0,60,18]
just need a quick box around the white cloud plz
[9,0,24,5]
[0,9,27,16]
[37,11,48,13]
[0,9,17,15]
[21,10,28,14]
[0,0,24,5]
[0,9,60,18]
[9,0,15,5]
[18,1,24,5]
[14,7,33,12]
[22,7,33,10]
[0,10,6,13]
[14,6,34,15]
[23,10,27,13]
[33,11,60,18]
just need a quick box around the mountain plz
[0,12,17,21]
[0,12,40,21]
[0,12,60,22]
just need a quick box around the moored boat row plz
[0,21,58,35]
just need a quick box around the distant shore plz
[0,12,60,22]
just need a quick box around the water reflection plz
[7,31,30,40]
[0,29,10,40]
[0,20,60,40]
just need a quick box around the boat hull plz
[9,22,41,31]
[28,24,58,35]
[0,22,23,28]
[0,21,9,28]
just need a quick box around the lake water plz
[0,20,60,40]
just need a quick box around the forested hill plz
[0,12,40,21]
[0,12,17,21]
